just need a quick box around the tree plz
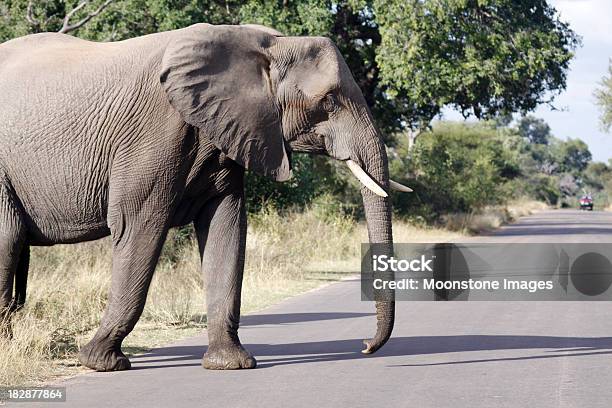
[584,162,612,191]
[0,1,244,42]
[558,173,579,197]
[56,0,115,34]
[554,138,592,174]
[594,59,612,133]
[516,115,551,145]
[395,122,521,217]
[373,0,580,131]
[0,0,118,38]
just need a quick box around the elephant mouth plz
[285,137,412,195]
[286,133,327,155]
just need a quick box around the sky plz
[443,0,611,163]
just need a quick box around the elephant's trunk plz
[353,132,395,354]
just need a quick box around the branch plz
[26,0,41,27]
[105,21,117,41]
[406,128,422,150]
[58,0,114,34]
[61,1,88,29]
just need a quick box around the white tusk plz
[346,160,388,198]
[390,179,413,192]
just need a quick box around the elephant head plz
[160,23,410,354]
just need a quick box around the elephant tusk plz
[346,160,388,198]
[390,179,413,192]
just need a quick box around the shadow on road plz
[241,312,371,326]
[129,334,612,370]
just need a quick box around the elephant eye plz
[321,94,338,113]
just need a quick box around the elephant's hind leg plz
[0,178,27,337]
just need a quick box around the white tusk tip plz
[390,180,413,193]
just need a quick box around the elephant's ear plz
[160,24,291,181]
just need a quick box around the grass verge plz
[440,199,548,234]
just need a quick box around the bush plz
[389,122,520,220]
[245,154,349,213]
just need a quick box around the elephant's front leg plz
[196,188,256,369]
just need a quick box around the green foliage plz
[389,122,521,219]
[499,119,602,205]
[239,0,332,35]
[515,174,560,205]
[584,162,612,191]
[373,0,580,128]
[0,1,241,42]
[553,138,592,174]
[389,118,610,219]
[516,115,551,145]
[245,154,350,213]
[583,161,612,205]
[594,60,612,133]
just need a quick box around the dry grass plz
[0,204,477,387]
[441,199,547,234]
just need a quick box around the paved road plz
[23,210,612,407]
[473,209,612,243]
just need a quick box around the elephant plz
[0,23,410,371]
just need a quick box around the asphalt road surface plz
[21,210,612,407]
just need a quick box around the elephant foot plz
[202,344,257,370]
[78,339,131,372]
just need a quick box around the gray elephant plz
[0,23,409,371]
